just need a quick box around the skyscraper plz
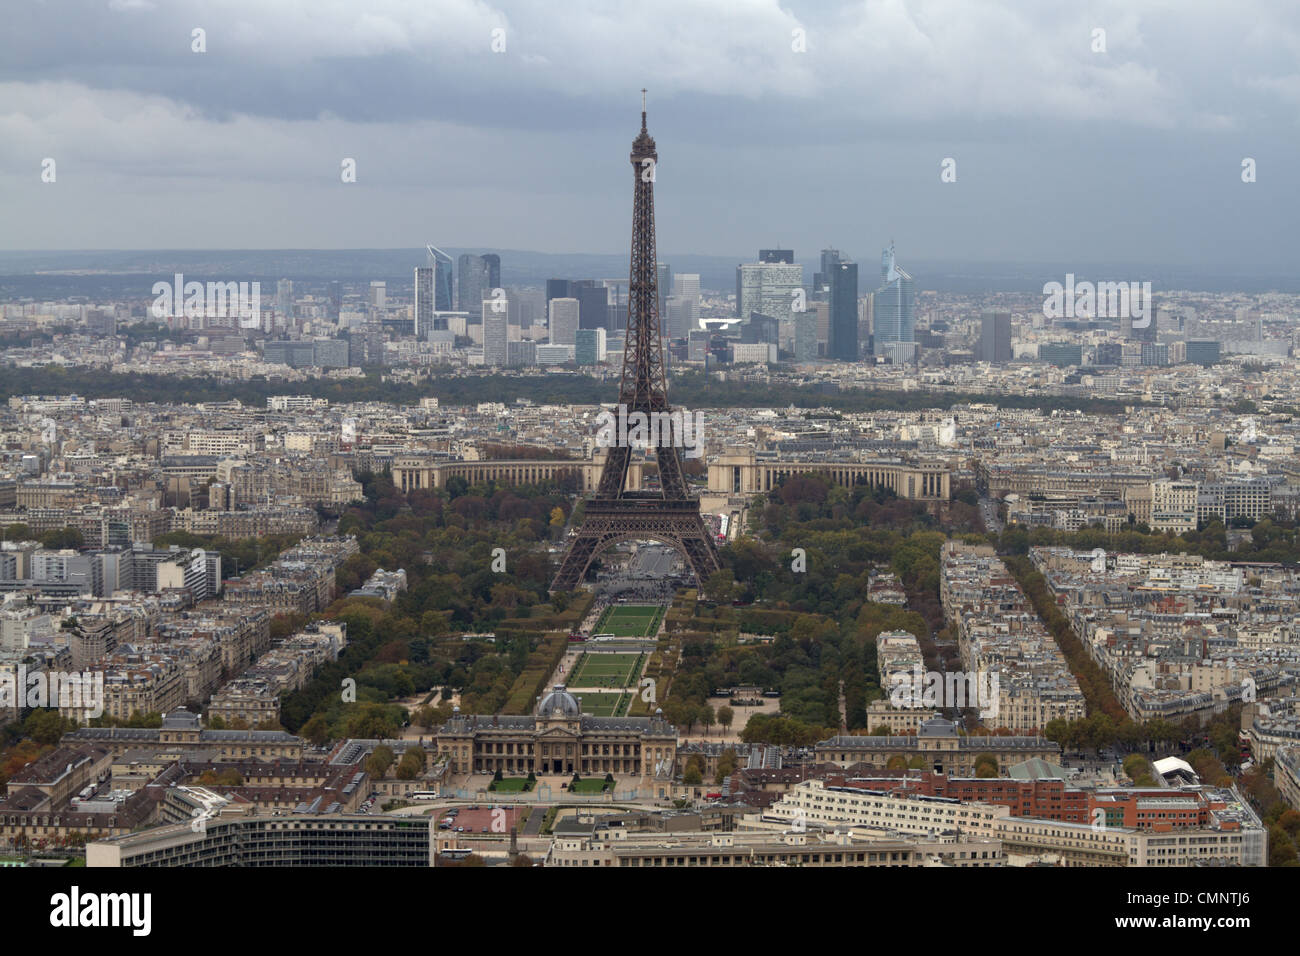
[276,279,293,322]
[457,253,501,314]
[548,297,580,347]
[328,281,341,321]
[656,262,672,336]
[793,309,817,362]
[978,311,1011,363]
[575,327,607,366]
[546,278,575,304]
[414,267,433,338]
[482,300,508,367]
[814,248,841,301]
[735,261,803,324]
[574,280,610,330]
[670,274,700,338]
[828,260,858,360]
[873,243,915,358]
[759,249,794,264]
[427,245,454,312]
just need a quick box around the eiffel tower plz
[551,93,720,592]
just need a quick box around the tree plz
[973,753,999,778]
[704,569,740,604]
[38,527,84,550]
[397,748,425,780]
[715,748,738,784]
[442,852,487,867]
[683,765,703,787]
[716,705,734,735]
[366,745,395,780]
[699,704,715,737]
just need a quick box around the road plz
[979,495,1003,534]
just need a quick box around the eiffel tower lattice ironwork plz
[550,96,720,592]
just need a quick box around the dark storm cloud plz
[2,0,1298,266]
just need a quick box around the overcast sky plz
[2,0,1298,269]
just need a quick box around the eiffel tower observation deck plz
[550,94,720,593]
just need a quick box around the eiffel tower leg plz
[551,526,603,592]
[551,508,720,593]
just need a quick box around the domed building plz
[537,685,582,719]
[432,685,678,779]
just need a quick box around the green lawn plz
[570,652,643,688]
[577,692,627,716]
[593,604,664,637]
[569,778,611,794]
[489,777,534,793]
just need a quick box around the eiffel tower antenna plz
[551,103,720,593]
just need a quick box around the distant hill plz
[2,249,1297,296]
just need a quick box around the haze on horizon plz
[1,0,1296,271]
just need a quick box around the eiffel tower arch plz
[551,95,720,593]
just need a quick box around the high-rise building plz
[575,327,607,366]
[828,260,858,361]
[735,261,803,345]
[427,245,454,312]
[814,248,841,300]
[668,274,700,338]
[977,311,1012,363]
[506,340,537,367]
[793,309,818,362]
[1186,339,1221,366]
[328,281,342,321]
[369,281,386,310]
[572,280,609,331]
[277,279,294,322]
[313,338,350,368]
[656,262,672,335]
[1092,342,1123,366]
[87,308,117,336]
[546,278,575,303]
[1140,342,1170,367]
[666,296,693,339]
[413,267,433,338]
[549,297,580,347]
[873,243,915,358]
[457,253,500,314]
[1039,342,1083,366]
[741,312,779,344]
[482,301,509,367]
[857,293,874,352]
[759,249,794,264]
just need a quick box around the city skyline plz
[3,0,1298,899]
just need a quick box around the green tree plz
[300,713,329,746]
[716,705,734,735]
[973,753,999,778]
[366,745,395,780]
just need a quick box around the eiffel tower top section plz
[632,88,657,162]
